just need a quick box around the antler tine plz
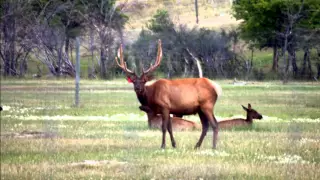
[115,44,134,74]
[143,39,163,74]
[124,62,133,73]
[156,39,163,65]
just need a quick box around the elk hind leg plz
[203,110,219,149]
[194,111,209,149]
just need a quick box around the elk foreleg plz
[167,115,176,148]
[161,109,176,149]
[139,105,153,128]
[194,111,209,149]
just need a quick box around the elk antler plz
[115,44,135,76]
[143,39,163,74]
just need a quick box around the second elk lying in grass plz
[218,104,263,129]
[139,106,200,131]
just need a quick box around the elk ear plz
[242,105,248,111]
[141,73,154,82]
[145,73,154,81]
[248,103,252,110]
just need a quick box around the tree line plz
[233,0,320,81]
[1,0,127,78]
[1,0,319,81]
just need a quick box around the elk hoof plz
[194,142,201,149]
[161,144,166,149]
[172,142,176,148]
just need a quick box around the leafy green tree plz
[296,0,320,79]
[233,0,285,72]
[233,0,320,80]
[147,9,174,33]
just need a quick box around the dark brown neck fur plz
[135,85,149,106]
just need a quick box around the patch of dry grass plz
[120,0,240,40]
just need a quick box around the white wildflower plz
[261,115,283,121]
[299,138,319,145]
[292,118,320,123]
[257,153,309,164]
[194,150,230,157]
[1,105,11,111]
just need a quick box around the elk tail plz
[211,81,222,99]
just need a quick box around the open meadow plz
[1,79,320,179]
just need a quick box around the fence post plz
[75,37,80,107]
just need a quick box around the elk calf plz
[218,104,262,129]
[139,106,200,131]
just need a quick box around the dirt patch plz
[1,130,58,139]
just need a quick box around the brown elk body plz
[115,40,222,149]
[218,104,263,129]
[139,106,201,131]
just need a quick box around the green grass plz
[1,79,320,179]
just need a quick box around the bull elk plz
[115,39,222,149]
[218,104,263,129]
[139,106,201,131]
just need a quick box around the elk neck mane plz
[136,79,158,106]
[136,93,148,106]
[134,79,157,106]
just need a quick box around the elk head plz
[242,103,263,120]
[115,39,163,95]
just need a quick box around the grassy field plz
[1,79,320,179]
